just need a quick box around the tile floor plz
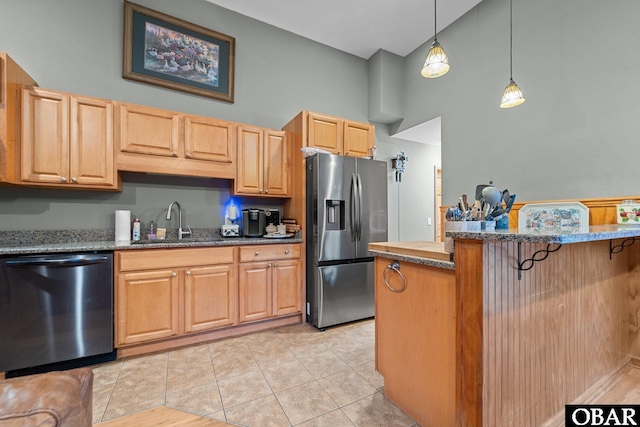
[92,319,418,426]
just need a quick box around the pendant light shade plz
[421,0,449,78]
[500,79,525,108]
[500,0,525,108]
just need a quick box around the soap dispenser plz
[148,220,156,240]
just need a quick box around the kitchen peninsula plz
[370,225,640,427]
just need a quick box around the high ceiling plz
[205,0,482,59]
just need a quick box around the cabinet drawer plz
[116,247,235,272]
[239,244,300,263]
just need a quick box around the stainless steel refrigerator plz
[306,153,388,329]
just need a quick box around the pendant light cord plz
[509,0,513,80]
[434,0,438,41]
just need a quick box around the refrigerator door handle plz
[350,173,359,242]
[356,173,363,241]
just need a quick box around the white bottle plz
[132,218,141,241]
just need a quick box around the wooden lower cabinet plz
[115,247,235,347]
[238,244,302,323]
[116,269,180,345]
[374,257,456,427]
[184,265,236,333]
[115,244,302,350]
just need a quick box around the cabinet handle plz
[284,249,289,254]
[186,152,191,158]
[172,272,177,277]
[265,189,269,193]
[71,177,77,183]
[172,151,178,157]
[255,251,260,256]
[259,189,264,193]
[186,271,191,275]
[273,262,278,267]
[60,177,67,183]
[383,261,406,293]
[268,263,272,268]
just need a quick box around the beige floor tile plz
[296,409,356,427]
[250,342,297,369]
[262,359,314,392]
[340,391,414,427]
[118,352,168,382]
[244,330,284,348]
[317,369,377,407]
[330,341,374,367]
[166,382,222,415]
[298,350,350,379]
[168,343,211,362]
[225,394,291,427]
[166,363,216,393]
[102,397,165,421]
[213,352,262,381]
[92,382,115,416]
[218,369,272,407]
[92,361,122,387]
[286,338,329,359]
[275,381,338,425]
[352,361,384,390]
[107,375,167,408]
[92,410,105,425]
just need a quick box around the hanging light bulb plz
[500,0,524,108]
[421,0,449,78]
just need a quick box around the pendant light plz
[421,0,449,78]
[500,0,525,108]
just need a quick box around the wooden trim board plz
[368,241,452,261]
[95,406,232,426]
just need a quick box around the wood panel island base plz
[370,225,640,427]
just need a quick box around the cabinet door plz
[70,96,115,187]
[235,125,264,195]
[307,112,342,154]
[21,87,69,184]
[184,265,237,333]
[238,262,272,323]
[343,120,374,158]
[264,130,289,196]
[117,103,180,157]
[116,269,180,346]
[184,115,235,164]
[272,259,301,316]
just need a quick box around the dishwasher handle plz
[6,256,111,268]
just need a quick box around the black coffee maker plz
[242,209,265,237]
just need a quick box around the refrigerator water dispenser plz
[326,200,344,230]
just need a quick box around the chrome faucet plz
[166,201,191,240]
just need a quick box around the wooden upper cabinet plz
[235,125,289,197]
[264,130,289,196]
[115,102,235,179]
[305,111,374,158]
[308,112,342,154]
[21,87,117,189]
[0,52,37,184]
[117,103,179,158]
[343,120,374,158]
[184,115,234,164]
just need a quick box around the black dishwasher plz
[0,252,115,377]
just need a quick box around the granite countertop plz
[368,241,456,270]
[445,224,640,244]
[0,229,303,256]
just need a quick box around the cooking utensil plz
[475,184,489,202]
[504,193,516,212]
[481,186,502,219]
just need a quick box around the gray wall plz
[399,0,640,205]
[0,0,370,231]
[2,0,638,233]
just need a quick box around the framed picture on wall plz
[122,1,235,103]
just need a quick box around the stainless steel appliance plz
[242,208,266,237]
[0,252,115,376]
[306,153,388,329]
